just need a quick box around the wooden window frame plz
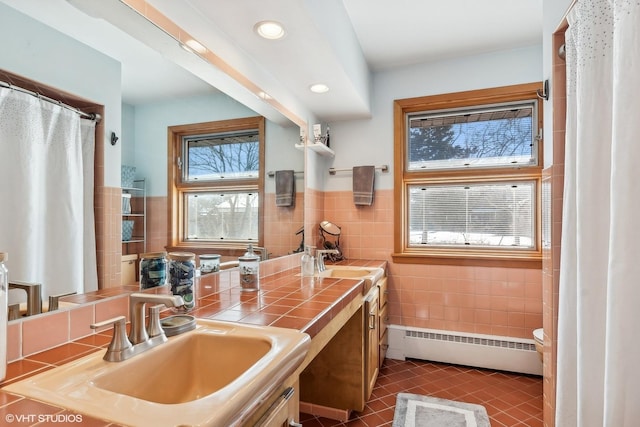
[168,116,265,251]
[392,83,543,269]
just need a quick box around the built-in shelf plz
[295,141,335,158]
[121,178,146,253]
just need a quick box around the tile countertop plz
[0,259,386,427]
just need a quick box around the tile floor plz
[300,358,543,427]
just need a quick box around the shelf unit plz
[295,141,335,157]
[121,178,146,254]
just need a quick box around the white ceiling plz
[1,0,542,124]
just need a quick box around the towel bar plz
[267,170,303,177]
[329,165,388,175]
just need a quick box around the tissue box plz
[121,165,136,188]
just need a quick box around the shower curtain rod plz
[0,80,101,122]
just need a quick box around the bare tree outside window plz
[182,131,260,242]
[408,104,535,170]
[186,133,259,180]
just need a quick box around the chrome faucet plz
[247,245,268,261]
[90,293,185,362]
[316,249,339,273]
[128,293,185,345]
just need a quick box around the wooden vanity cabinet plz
[299,271,388,420]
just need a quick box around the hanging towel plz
[275,170,295,207]
[353,165,375,206]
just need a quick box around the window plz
[393,83,543,267]
[168,117,265,249]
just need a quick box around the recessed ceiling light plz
[184,39,207,54]
[258,91,272,100]
[254,21,286,40]
[309,83,329,94]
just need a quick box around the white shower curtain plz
[0,87,98,299]
[556,1,640,426]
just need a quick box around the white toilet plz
[533,328,544,362]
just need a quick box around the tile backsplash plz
[6,253,301,363]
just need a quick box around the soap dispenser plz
[239,244,260,291]
[244,244,255,257]
[301,245,316,277]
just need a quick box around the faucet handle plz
[146,304,167,339]
[91,316,133,362]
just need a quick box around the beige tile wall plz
[95,187,123,288]
[321,189,543,340]
[263,192,304,258]
[6,295,129,362]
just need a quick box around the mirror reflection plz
[0,0,304,321]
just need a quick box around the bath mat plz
[393,393,491,427]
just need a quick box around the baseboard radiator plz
[386,325,542,376]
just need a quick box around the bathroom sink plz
[319,266,385,291]
[4,319,310,426]
[94,333,271,404]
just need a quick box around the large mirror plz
[0,0,304,320]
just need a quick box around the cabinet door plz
[379,304,388,341]
[365,288,379,400]
[378,277,388,309]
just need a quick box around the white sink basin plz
[4,319,310,426]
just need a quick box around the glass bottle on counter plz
[301,245,316,277]
[139,252,168,289]
[168,252,196,311]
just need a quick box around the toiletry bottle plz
[301,246,316,276]
[325,126,330,148]
[0,252,8,382]
[239,244,260,291]
[300,246,310,276]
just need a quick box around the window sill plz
[391,251,542,269]
[166,244,251,259]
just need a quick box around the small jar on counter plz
[239,255,260,292]
[199,254,221,274]
[139,252,168,289]
[168,252,196,311]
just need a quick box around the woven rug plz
[392,393,491,427]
